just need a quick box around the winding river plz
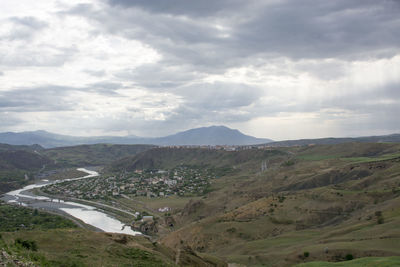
[1,168,140,236]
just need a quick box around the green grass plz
[0,229,178,267]
[295,256,400,266]
[297,152,400,163]
[0,202,77,231]
[341,152,400,163]
[296,154,340,161]
[0,170,30,194]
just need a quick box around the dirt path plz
[175,248,181,265]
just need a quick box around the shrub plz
[15,238,38,251]
[345,254,353,261]
[282,160,295,167]
[375,211,382,217]
[226,227,237,233]
[303,251,309,258]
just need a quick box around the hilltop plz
[152,126,272,146]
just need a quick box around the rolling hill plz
[264,133,400,147]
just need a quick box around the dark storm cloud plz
[107,0,247,17]
[233,0,400,59]
[102,0,400,64]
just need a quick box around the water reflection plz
[3,168,140,236]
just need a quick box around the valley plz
[1,141,400,266]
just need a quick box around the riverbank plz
[1,168,141,236]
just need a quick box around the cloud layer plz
[0,0,399,139]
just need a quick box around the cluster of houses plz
[41,166,215,200]
[163,144,272,151]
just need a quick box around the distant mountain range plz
[2,126,399,149]
[0,126,273,148]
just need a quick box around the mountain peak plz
[159,125,271,146]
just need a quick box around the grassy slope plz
[295,256,400,266]
[107,147,287,173]
[0,202,226,266]
[0,202,77,231]
[151,143,400,266]
[0,149,53,194]
[1,229,178,266]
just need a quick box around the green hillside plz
[114,143,400,266]
[43,143,156,167]
[296,256,400,266]
[0,149,53,194]
[107,147,287,173]
[0,202,224,266]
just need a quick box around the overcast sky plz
[0,0,399,140]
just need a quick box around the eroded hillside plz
[117,143,400,266]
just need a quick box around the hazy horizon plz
[1,0,399,140]
[2,125,400,142]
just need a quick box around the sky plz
[0,0,399,140]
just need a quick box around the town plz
[41,166,215,200]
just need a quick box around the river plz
[1,168,140,236]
